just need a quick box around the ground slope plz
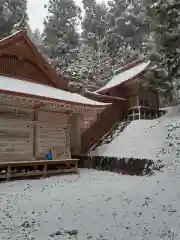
[91,106,180,162]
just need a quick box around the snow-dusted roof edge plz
[0,31,22,43]
[0,76,111,107]
[85,90,126,101]
[95,59,151,93]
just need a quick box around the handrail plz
[89,121,120,152]
[81,101,127,154]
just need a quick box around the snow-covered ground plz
[91,105,180,161]
[1,168,180,240]
[1,106,180,240]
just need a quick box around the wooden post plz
[6,165,11,181]
[150,111,153,120]
[138,108,141,120]
[143,111,146,119]
[43,163,47,177]
[33,110,37,160]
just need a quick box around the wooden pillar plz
[143,111,146,119]
[138,108,141,120]
[69,114,82,155]
[147,112,150,119]
[6,165,11,181]
[150,111,152,120]
[43,163,47,177]
[136,95,139,106]
[32,110,37,160]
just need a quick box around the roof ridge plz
[0,30,23,43]
[114,57,147,75]
[0,30,69,90]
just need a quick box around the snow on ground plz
[91,106,180,161]
[1,106,180,240]
[1,168,180,240]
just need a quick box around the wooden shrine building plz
[86,58,162,121]
[0,31,109,179]
[80,58,165,154]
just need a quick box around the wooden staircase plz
[81,101,127,154]
[89,120,131,153]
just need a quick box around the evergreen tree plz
[106,0,150,65]
[68,0,111,91]
[0,0,28,39]
[68,37,114,92]
[148,0,180,95]
[82,0,108,48]
[42,0,81,77]
[32,29,42,46]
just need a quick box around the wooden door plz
[35,122,71,159]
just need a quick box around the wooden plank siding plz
[0,118,33,161]
[81,100,127,153]
[35,111,71,159]
[105,79,139,109]
[138,81,159,109]
[0,105,71,161]
[0,55,53,86]
[35,122,70,159]
[0,105,33,161]
[80,113,98,133]
[0,105,33,120]
[0,31,69,90]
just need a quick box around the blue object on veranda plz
[45,152,52,160]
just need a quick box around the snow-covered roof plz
[0,76,110,106]
[85,89,126,101]
[0,31,22,43]
[96,60,150,93]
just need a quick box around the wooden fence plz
[77,155,153,175]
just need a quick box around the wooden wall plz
[0,106,33,161]
[0,105,71,162]
[69,114,82,155]
[106,79,139,109]
[81,101,127,153]
[80,112,98,133]
[0,119,33,161]
[105,77,159,110]
[139,90,158,109]
[139,80,159,109]
[35,111,70,159]
[35,122,70,159]
[0,55,52,86]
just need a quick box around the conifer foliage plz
[0,0,28,39]
[42,0,81,76]
[148,0,180,93]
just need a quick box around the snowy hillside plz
[1,106,180,239]
[90,106,180,163]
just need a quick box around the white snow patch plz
[1,167,180,239]
[95,60,150,93]
[90,106,180,161]
[0,76,110,106]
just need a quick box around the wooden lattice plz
[0,55,52,86]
